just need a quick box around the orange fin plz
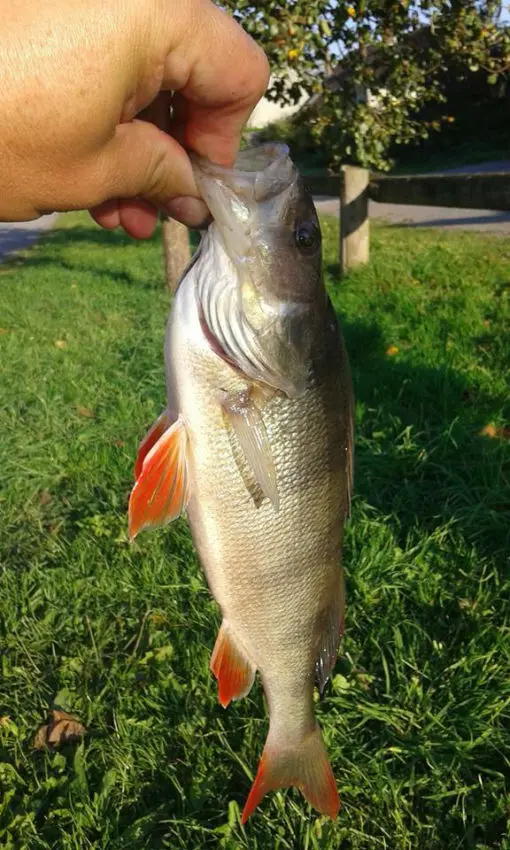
[210,622,256,708]
[241,724,339,824]
[134,411,171,480]
[128,415,189,540]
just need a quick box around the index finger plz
[159,0,270,166]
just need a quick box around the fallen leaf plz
[55,340,68,349]
[113,439,125,448]
[479,423,510,440]
[480,423,497,438]
[33,710,86,750]
[33,725,49,750]
[76,406,95,419]
[385,345,399,356]
[0,328,10,335]
[0,715,11,727]
[38,490,52,506]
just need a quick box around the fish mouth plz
[191,143,297,204]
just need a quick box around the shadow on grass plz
[3,224,203,292]
[1,225,164,288]
[338,310,509,568]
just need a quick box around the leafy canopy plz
[228,1,510,170]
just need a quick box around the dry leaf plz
[0,715,11,727]
[479,423,510,440]
[55,340,68,349]
[39,490,52,506]
[76,406,95,419]
[33,725,50,750]
[0,328,10,335]
[385,345,399,356]
[480,423,497,438]
[33,710,86,750]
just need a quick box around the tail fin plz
[241,724,339,824]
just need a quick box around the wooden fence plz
[162,165,510,289]
[305,166,510,274]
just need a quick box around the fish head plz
[192,144,327,397]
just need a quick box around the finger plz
[158,0,270,166]
[98,118,200,210]
[89,200,121,230]
[119,199,158,239]
[165,196,209,228]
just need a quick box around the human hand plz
[0,0,269,237]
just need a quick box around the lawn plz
[0,213,509,849]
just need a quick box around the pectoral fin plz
[221,389,279,512]
[129,415,190,540]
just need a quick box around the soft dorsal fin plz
[129,414,190,540]
[315,566,346,694]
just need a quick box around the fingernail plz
[165,197,210,229]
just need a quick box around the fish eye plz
[294,221,320,252]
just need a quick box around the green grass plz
[0,213,509,849]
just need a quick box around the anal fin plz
[210,622,256,708]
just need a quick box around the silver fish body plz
[129,144,354,821]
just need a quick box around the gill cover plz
[191,145,324,398]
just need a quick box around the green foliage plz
[0,214,509,847]
[229,1,510,170]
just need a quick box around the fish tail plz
[241,722,339,824]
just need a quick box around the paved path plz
[1,160,509,257]
[0,213,59,262]
[315,160,510,233]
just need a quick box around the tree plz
[227,1,510,171]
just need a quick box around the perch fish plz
[128,144,354,822]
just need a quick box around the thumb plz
[99,118,205,211]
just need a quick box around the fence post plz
[340,165,369,273]
[161,214,191,293]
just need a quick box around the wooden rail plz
[369,172,510,210]
[305,167,510,273]
[161,168,510,283]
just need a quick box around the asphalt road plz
[0,214,59,262]
[314,159,510,233]
[0,160,509,263]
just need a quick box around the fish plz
[128,143,354,823]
